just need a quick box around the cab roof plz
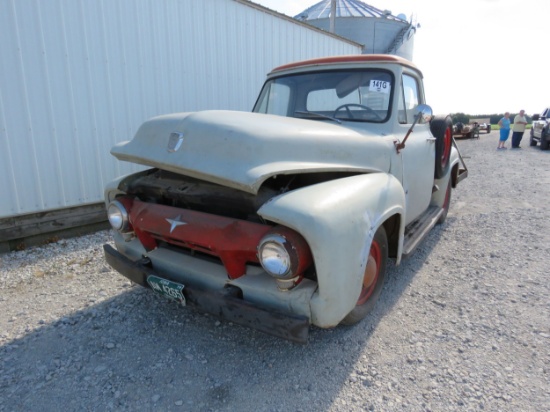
[270,54,422,78]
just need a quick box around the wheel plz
[486,125,491,134]
[541,130,549,150]
[437,178,452,224]
[430,115,453,179]
[333,104,382,121]
[530,130,537,146]
[340,226,388,325]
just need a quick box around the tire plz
[437,178,452,224]
[541,130,550,150]
[486,125,491,134]
[430,115,453,179]
[341,226,388,325]
[530,130,537,146]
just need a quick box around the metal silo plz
[295,0,418,61]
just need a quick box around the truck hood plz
[111,110,391,194]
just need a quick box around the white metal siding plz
[0,0,360,218]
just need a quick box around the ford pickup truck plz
[103,55,467,343]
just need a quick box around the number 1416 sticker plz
[369,80,390,94]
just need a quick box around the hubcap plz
[357,241,381,305]
[363,255,377,289]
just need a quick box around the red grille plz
[122,197,273,279]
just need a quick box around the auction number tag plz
[369,80,390,94]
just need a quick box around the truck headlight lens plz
[258,234,292,278]
[257,227,313,289]
[107,200,130,232]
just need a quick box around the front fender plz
[104,169,153,206]
[258,173,405,328]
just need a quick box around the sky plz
[252,0,548,116]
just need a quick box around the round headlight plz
[258,235,292,278]
[257,227,313,285]
[107,200,130,232]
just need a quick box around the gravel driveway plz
[1,132,549,411]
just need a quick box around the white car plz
[530,108,550,150]
[103,55,467,343]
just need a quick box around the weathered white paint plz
[110,110,391,194]
[258,173,406,327]
[0,0,360,218]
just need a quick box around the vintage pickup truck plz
[103,55,467,343]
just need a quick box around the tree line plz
[451,113,532,125]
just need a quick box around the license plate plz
[147,275,186,305]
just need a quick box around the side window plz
[256,83,291,116]
[399,74,422,124]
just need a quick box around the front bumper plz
[103,244,310,343]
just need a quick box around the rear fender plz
[258,173,405,327]
[432,146,459,206]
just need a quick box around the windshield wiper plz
[294,111,342,124]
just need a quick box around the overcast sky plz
[252,0,548,116]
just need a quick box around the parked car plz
[479,123,491,133]
[530,108,550,150]
[103,55,467,343]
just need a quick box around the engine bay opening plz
[120,169,361,224]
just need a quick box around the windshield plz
[253,69,393,123]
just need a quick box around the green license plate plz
[147,275,186,305]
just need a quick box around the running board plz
[402,206,443,258]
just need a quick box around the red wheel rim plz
[356,240,381,305]
[441,127,452,168]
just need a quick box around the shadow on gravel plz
[1,224,448,411]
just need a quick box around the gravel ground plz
[1,132,549,412]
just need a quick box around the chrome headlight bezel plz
[257,227,313,288]
[107,200,130,232]
[258,234,293,279]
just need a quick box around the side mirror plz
[415,104,433,124]
[395,104,433,152]
[532,114,540,121]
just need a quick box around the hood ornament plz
[167,132,184,152]
[166,215,187,233]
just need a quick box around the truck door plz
[397,74,435,225]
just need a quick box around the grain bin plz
[295,0,418,60]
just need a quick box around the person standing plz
[497,112,511,149]
[511,110,528,148]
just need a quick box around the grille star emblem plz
[166,215,187,233]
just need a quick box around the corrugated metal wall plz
[0,0,360,219]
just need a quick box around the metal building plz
[295,0,417,60]
[0,0,361,249]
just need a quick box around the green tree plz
[448,113,532,125]
[451,113,469,124]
